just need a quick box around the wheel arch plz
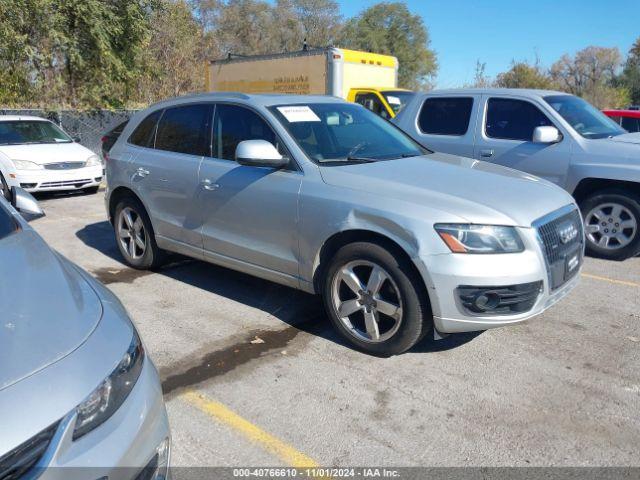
[572,177,640,204]
[311,229,431,305]
[108,186,152,227]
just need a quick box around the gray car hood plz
[319,153,574,226]
[608,132,640,145]
[0,230,102,391]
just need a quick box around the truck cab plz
[393,88,640,260]
[348,88,415,119]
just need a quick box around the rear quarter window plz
[418,97,474,135]
[128,110,162,147]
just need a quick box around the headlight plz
[85,155,102,167]
[435,224,524,254]
[12,159,43,170]
[73,330,144,440]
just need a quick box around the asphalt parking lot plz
[31,189,639,468]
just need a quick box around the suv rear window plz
[155,104,212,156]
[129,111,161,147]
[418,97,474,135]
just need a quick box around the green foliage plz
[339,2,437,90]
[495,61,555,90]
[619,37,640,105]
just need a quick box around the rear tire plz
[322,241,432,356]
[580,189,640,260]
[114,196,165,269]
[84,185,100,194]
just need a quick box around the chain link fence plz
[0,109,138,156]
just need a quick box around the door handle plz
[480,149,494,158]
[136,167,150,177]
[201,179,220,191]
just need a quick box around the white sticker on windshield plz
[277,106,321,123]
[386,96,401,105]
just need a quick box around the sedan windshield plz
[544,95,625,139]
[269,103,426,164]
[381,91,415,115]
[0,204,18,240]
[0,120,73,145]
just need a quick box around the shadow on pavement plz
[76,220,482,355]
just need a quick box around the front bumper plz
[36,358,170,480]
[14,165,103,192]
[417,225,581,334]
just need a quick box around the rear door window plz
[418,97,474,135]
[155,104,212,156]
[486,98,553,141]
[129,111,161,147]
[212,104,278,161]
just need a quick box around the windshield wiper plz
[318,156,378,164]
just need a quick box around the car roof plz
[603,109,640,118]
[417,88,569,97]
[0,115,51,122]
[147,92,348,110]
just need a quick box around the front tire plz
[114,196,165,269]
[84,185,100,194]
[322,241,432,356]
[580,189,640,260]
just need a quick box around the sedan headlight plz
[12,159,43,170]
[73,330,144,440]
[435,224,524,254]
[84,155,102,167]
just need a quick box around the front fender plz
[567,162,640,194]
[0,153,20,188]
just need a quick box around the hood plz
[0,142,94,165]
[607,132,640,146]
[0,230,102,391]
[319,153,575,226]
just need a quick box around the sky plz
[336,0,640,88]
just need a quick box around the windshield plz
[381,91,415,114]
[269,103,426,164]
[544,95,626,139]
[0,203,18,240]
[0,120,73,145]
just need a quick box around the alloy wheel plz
[331,260,403,343]
[585,202,637,250]
[118,207,147,260]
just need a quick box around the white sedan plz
[0,116,103,196]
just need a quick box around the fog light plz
[473,292,500,312]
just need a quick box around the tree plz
[136,0,206,102]
[619,37,640,105]
[495,60,555,89]
[466,60,491,88]
[339,2,437,89]
[288,0,342,47]
[550,46,628,108]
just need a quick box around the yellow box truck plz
[205,47,412,118]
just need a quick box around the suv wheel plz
[580,189,640,260]
[322,241,431,356]
[114,197,165,269]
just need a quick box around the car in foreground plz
[393,89,640,260]
[0,187,170,479]
[105,93,582,355]
[603,109,640,133]
[0,116,103,197]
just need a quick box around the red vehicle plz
[603,109,640,133]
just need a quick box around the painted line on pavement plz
[582,273,640,288]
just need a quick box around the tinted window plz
[607,115,622,126]
[486,98,553,141]
[0,204,17,240]
[418,97,473,135]
[381,91,415,115]
[213,104,277,161]
[129,111,161,147]
[544,95,624,139]
[155,104,211,156]
[621,116,640,133]
[355,93,389,119]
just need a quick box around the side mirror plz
[532,126,561,144]
[235,140,288,168]
[10,187,45,219]
[73,135,82,143]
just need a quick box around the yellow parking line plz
[582,273,640,288]
[182,390,320,468]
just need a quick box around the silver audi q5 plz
[105,93,584,355]
[0,188,170,479]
